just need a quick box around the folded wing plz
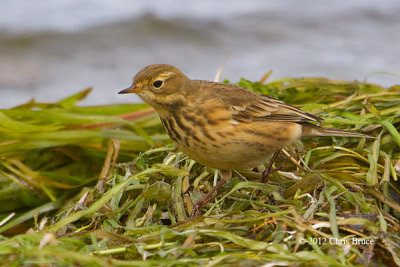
[231,94,322,124]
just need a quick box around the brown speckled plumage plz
[119,64,372,216]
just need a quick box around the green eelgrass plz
[0,77,399,266]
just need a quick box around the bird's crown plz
[133,64,184,88]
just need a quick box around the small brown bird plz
[119,64,372,216]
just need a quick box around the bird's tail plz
[301,123,374,139]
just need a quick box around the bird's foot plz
[261,150,289,183]
[190,178,227,218]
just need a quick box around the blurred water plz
[1,0,399,108]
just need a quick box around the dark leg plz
[190,170,231,218]
[261,150,281,183]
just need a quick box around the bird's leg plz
[261,150,281,183]
[190,170,231,218]
[190,179,226,218]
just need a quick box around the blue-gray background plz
[1,0,399,108]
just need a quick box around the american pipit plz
[119,64,372,216]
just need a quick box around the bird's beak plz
[118,84,142,94]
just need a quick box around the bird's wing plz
[231,94,322,124]
[197,80,322,124]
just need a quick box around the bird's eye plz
[153,80,163,89]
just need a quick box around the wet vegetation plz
[0,75,399,266]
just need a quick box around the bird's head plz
[119,64,190,111]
